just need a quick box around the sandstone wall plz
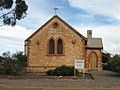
[27,18,86,72]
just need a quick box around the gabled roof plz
[86,38,103,49]
[25,15,87,41]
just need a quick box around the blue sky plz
[0,0,120,55]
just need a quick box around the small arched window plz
[53,22,58,29]
[57,39,63,54]
[49,39,55,54]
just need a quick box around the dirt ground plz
[0,70,120,90]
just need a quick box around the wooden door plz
[89,52,98,69]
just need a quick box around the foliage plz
[47,65,79,76]
[108,54,120,73]
[0,51,27,75]
[0,0,28,26]
[12,51,27,67]
[46,70,54,76]
[102,52,111,63]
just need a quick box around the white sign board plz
[75,60,84,69]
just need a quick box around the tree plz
[0,0,28,26]
[102,52,111,63]
[109,54,120,73]
[12,51,27,67]
[0,51,27,75]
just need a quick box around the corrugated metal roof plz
[86,38,103,49]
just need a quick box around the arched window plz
[49,39,55,54]
[57,39,63,54]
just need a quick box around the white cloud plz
[0,0,119,55]
[73,24,120,54]
[0,0,55,55]
[67,0,120,20]
[0,25,34,55]
[18,0,55,29]
[67,0,120,54]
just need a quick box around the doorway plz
[89,52,98,69]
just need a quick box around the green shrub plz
[47,65,79,76]
[46,70,54,75]
[109,59,120,73]
[108,54,120,73]
[0,51,27,75]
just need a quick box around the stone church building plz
[25,15,103,72]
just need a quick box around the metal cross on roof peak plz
[54,7,58,15]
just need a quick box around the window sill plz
[46,54,65,56]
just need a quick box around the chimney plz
[87,30,92,39]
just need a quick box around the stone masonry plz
[25,15,103,72]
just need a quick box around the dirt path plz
[0,70,120,90]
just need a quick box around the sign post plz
[74,67,76,76]
[75,60,85,78]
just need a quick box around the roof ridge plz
[25,15,87,41]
